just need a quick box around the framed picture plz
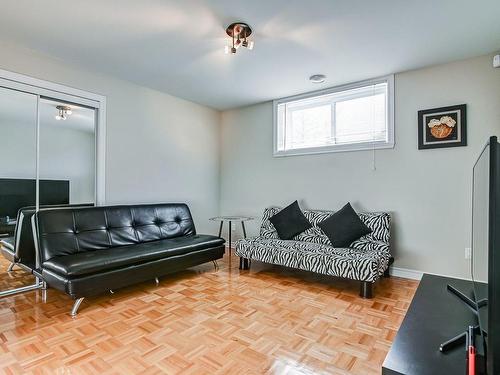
[418,104,467,150]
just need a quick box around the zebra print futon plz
[235,207,391,283]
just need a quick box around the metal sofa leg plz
[70,297,84,317]
[0,283,42,298]
[40,279,48,302]
[7,262,15,272]
[360,281,373,299]
[0,277,44,298]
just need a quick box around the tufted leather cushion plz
[36,203,196,262]
[42,234,224,277]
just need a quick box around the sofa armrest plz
[350,239,390,254]
[234,237,259,258]
[351,240,391,277]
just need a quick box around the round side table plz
[209,216,254,256]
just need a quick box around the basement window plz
[273,75,394,156]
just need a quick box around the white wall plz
[220,54,500,279]
[0,41,221,233]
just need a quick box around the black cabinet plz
[383,274,478,375]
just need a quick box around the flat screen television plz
[0,178,69,220]
[471,135,500,374]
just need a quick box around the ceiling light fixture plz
[55,105,72,121]
[309,74,326,84]
[224,22,254,55]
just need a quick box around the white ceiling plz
[0,0,499,110]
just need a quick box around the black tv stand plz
[447,284,487,311]
[383,274,487,375]
[440,324,480,352]
[439,284,487,352]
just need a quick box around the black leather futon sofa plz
[33,203,225,315]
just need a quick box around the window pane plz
[276,104,286,151]
[335,92,387,144]
[285,104,331,149]
[275,78,392,155]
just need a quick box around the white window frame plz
[273,75,395,157]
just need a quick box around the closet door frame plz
[0,68,106,205]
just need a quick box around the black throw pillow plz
[269,201,312,240]
[318,203,372,247]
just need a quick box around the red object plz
[468,346,476,375]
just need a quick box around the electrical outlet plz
[465,247,471,260]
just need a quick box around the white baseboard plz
[389,266,473,282]
[389,266,423,280]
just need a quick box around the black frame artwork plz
[418,104,467,150]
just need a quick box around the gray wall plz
[0,41,221,233]
[220,54,500,279]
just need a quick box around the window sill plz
[273,141,395,157]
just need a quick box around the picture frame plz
[418,104,467,150]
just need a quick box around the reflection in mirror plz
[0,87,41,296]
[0,87,37,236]
[39,98,96,206]
[0,90,98,298]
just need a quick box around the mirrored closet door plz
[0,71,104,297]
[39,98,96,207]
[0,87,38,236]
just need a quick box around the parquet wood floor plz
[0,252,418,374]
